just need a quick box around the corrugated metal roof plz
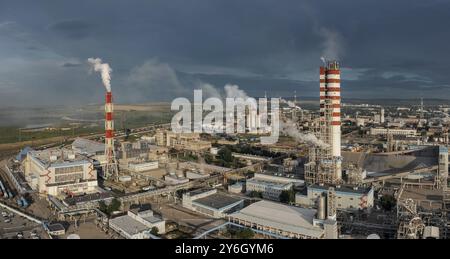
[229,200,324,238]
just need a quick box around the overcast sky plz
[0,0,449,106]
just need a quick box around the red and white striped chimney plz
[105,91,114,164]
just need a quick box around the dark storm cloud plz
[62,62,82,68]
[0,0,450,107]
[48,19,94,39]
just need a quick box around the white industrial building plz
[182,189,244,218]
[109,209,165,239]
[246,173,303,201]
[23,149,98,196]
[295,185,374,211]
[228,200,328,239]
[126,161,159,172]
[370,128,417,137]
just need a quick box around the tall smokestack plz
[88,57,118,180]
[320,60,342,180]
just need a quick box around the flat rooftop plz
[246,178,292,188]
[193,193,242,210]
[109,215,149,236]
[29,148,89,167]
[72,138,105,155]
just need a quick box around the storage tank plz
[317,194,326,220]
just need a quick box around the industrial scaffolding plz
[304,61,342,186]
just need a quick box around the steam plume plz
[319,27,343,61]
[88,57,112,92]
[281,119,328,148]
[224,84,249,99]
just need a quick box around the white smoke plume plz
[88,57,112,92]
[280,98,300,109]
[224,84,249,99]
[287,101,297,108]
[281,119,328,148]
[201,83,222,98]
[320,56,327,66]
[319,27,343,61]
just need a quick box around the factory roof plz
[193,193,242,210]
[109,215,150,236]
[246,177,293,189]
[29,148,90,168]
[228,200,324,238]
[72,138,105,155]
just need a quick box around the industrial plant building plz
[246,173,303,201]
[304,61,343,185]
[155,130,211,152]
[296,185,374,211]
[109,209,165,239]
[182,188,244,218]
[228,200,332,239]
[23,149,98,196]
[370,128,417,137]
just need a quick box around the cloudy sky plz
[0,0,449,106]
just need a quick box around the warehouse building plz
[109,209,165,239]
[228,200,326,239]
[182,189,244,218]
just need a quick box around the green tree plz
[380,195,396,211]
[98,200,108,214]
[236,228,254,239]
[150,226,159,236]
[249,191,263,198]
[218,147,233,162]
[279,189,295,204]
[204,153,214,164]
[107,198,121,214]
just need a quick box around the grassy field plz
[0,108,174,145]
